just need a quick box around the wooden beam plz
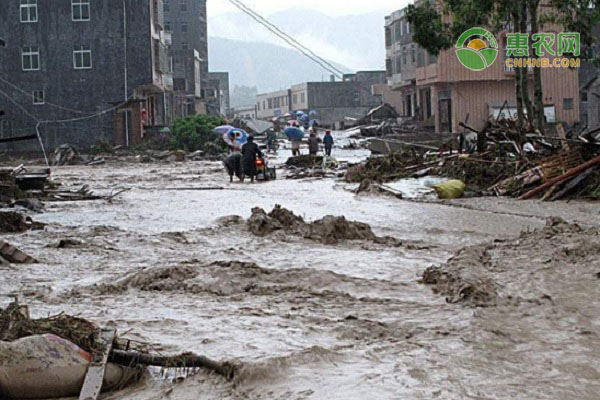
[79,328,116,400]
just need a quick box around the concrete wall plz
[0,0,155,152]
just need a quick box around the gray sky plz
[208,0,409,17]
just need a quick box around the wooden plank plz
[79,328,116,400]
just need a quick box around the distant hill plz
[208,8,386,72]
[208,36,350,94]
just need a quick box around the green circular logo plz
[455,28,499,71]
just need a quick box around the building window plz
[181,42,188,50]
[72,0,90,21]
[21,46,40,71]
[164,21,171,32]
[0,38,5,47]
[402,49,407,65]
[164,0,169,12]
[563,98,574,110]
[32,90,44,105]
[181,22,188,32]
[300,93,305,103]
[180,0,187,11]
[20,0,38,23]
[582,91,588,103]
[411,45,416,63]
[395,56,402,74]
[353,92,360,103]
[73,45,92,69]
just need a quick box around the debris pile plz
[345,117,600,200]
[0,301,100,353]
[285,155,324,168]
[51,144,83,166]
[0,211,29,233]
[345,149,426,183]
[247,205,400,245]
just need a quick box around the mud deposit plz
[1,159,599,399]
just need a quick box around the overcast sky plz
[208,0,410,17]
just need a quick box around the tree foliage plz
[170,114,227,154]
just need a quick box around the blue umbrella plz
[284,127,305,141]
[300,114,310,122]
[223,128,248,150]
[309,110,318,116]
[296,111,306,117]
[214,125,235,135]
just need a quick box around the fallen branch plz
[108,350,238,380]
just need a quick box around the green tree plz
[169,114,227,154]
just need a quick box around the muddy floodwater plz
[1,153,599,399]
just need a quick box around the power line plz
[226,0,343,79]
[0,75,98,115]
[228,0,346,77]
[224,0,383,106]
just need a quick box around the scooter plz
[255,154,276,181]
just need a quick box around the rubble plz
[0,212,29,233]
[345,116,600,200]
[247,205,401,245]
[51,144,83,166]
[285,155,324,168]
[0,241,37,264]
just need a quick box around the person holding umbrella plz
[241,136,263,183]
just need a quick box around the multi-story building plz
[163,0,208,115]
[256,89,292,120]
[256,71,386,128]
[0,0,173,151]
[386,4,580,134]
[206,71,230,117]
[385,8,420,117]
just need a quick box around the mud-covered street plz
[1,154,599,399]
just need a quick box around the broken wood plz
[519,154,600,200]
[79,329,116,400]
[108,350,238,380]
[549,167,598,201]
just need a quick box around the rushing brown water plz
[1,151,598,399]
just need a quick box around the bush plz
[169,114,227,153]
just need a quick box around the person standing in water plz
[241,136,263,183]
[323,130,334,156]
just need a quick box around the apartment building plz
[0,0,173,151]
